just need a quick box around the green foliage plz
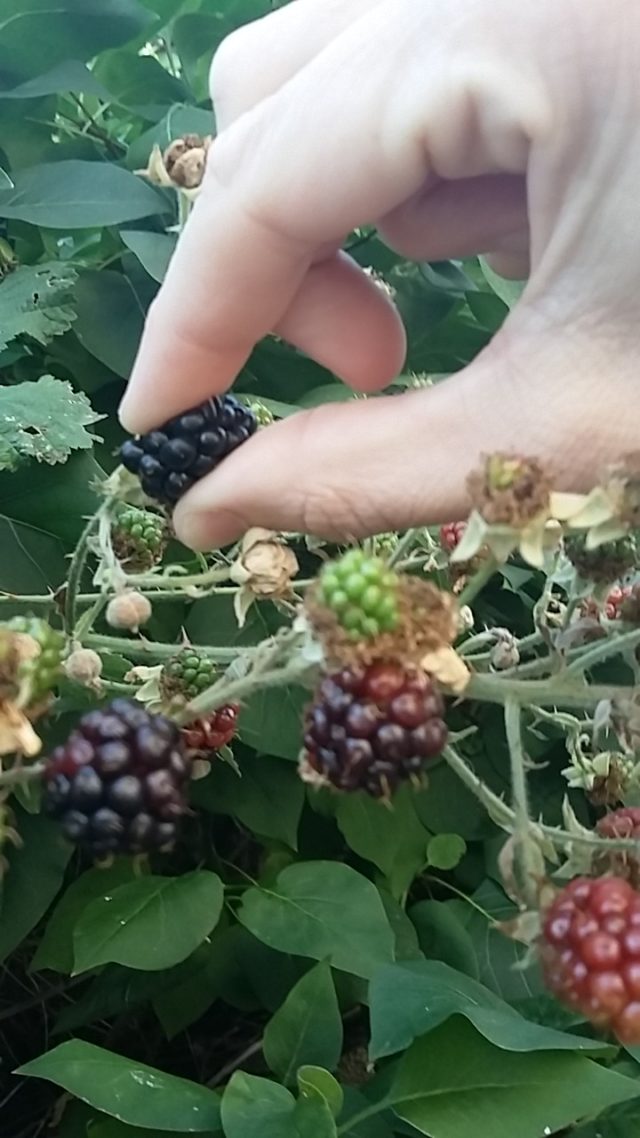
[1,3,639,1137]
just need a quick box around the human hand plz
[119,0,640,550]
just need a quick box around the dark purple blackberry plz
[120,395,257,507]
[299,659,448,798]
[42,698,191,857]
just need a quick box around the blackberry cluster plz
[43,698,191,857]
[319,550,399,640]
[161,649,217,702]
[440,521,467,553]
[7,616,64,702]
[301,659,447,797]
[564,533,637,585]
[111,505,168,571]
[181,706,239,754]
[540,876,640,1044]
[120,395,257,507]
[595,808,640,886]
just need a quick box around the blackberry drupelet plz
[540,875,640,1044]
[42,698,191,857]
[120,395,257,507]
[181,706,239,754]
[300,659,447,798]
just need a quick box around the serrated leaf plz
[391,1018,639,1138]
[369,960,613,1060]
[72,871,224,974]
[0,160,165,227]
[0,376,101,471]
[263,963,343,1085]
[0,261,77,351]
[17,1040,221,1132]
[238,862,395,980]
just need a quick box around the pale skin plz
[119,0,640,551]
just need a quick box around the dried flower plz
[106,591,152,632]
[136,133,213,199]
[230,528,299,597]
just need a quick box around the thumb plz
[172,320,622,551]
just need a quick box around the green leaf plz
[73,269,155,377]
[0,376,101,472]
[94,52,188,113]
[31,861,138,973]
[221,1073,296,1138]
[90,1122,221,1138]
[572,1097,640,1137]
[391,1018,639,1138]
[0,450,103,550]
[293,1095,338,1138]
[194,752,304,849]
[238,862,395,980]
[454,879,545,1000]
[240,683,308,761]
[72,871,224,974]
[336,785,429,899]
[0,59,109,99]
[477,257,526,309]
[409,900,479,978]
[152,926,246,1039]
[263,963,343,1085]
[0,809,71,963]
[120,230,176,282]
[0,161,165,228]
[426,833,467,871]
[17,1040,221,1131]
[0,261,77,350]
[369,960,612,1060]
[297,1067,344,1119]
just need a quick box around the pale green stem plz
[85,633,256,662]
[458,555,499,606]
[505,698,539,903]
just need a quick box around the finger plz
[120,0,550,432]
[173,316,633,551]
[212,0,383,129]
[273,252,406,392]
[378,173,528,261]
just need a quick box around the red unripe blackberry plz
[300,659,447,798]
[604,584,633,620]
[540,876,640,1043]
[120,395,257,507]
[440,521,466,553]
[42,699,191,858]
[181,706,239,754]
[595,808,640,886]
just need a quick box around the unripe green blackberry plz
[161,648,218,703]
[6,616,64,703]
[564,533,637,584]
[318,550,399,641]
[112,506,168,571]
[246,399,274,428]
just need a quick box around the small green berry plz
[111,505,169,572]
[319,550,400,640]
[160,648,219,701]
[5,616,64,703]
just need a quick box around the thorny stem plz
[564,627,640,676]
[84,633,258,663]
[64,501,114,636]
[0,764,45,789]
[504,698,539,904]
[463,672,635,711]
[442,744,640,855]
[181,642,317,724]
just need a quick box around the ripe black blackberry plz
[299,659,447,798]
[42,698,192,858]
[120,395,257,506]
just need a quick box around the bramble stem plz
[564,628,640,676]
[505,698,539,902]
[84,633,257,663]
[458,555,499,606]
[463,672,634,710]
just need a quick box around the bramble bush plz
[2,3,640,1137]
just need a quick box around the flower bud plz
[64,648,103,690]
[106,591,152,632]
